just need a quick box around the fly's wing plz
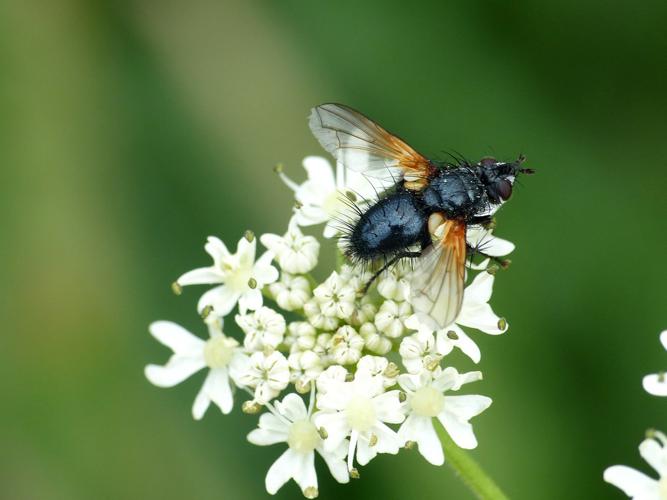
[410,214,467,329]
[308,103,435,190]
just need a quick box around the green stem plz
[435,422,509,500]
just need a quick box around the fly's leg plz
[466,244,511,269]
[361,251,422,295]
[467,215,496,229]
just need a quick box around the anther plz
[646,428,657,439]
[497,318,507,331]
[447,330,458,340]
[425,356,441,371]
[273,163,284,174]
[404,440,416,450]
[318,427,328,440]
[303,486,319,499]
[242,401,262,414]
[383,362,400,379]
[486,265,499,275]
[345,373,354,382]
[350,468,360,479]
[500,258,512,269]
[659,372,665,383]
[247,277,257,289]
[171,281,182,295]
[244,230,255,242]
[294,200,303,209]
[332,335,344,346]
[345,191,357,202]
[200,305,213,319]
[398,391,407,403]
[369,433,378,447]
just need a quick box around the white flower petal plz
[302,156,336,189]
[317,441,349,484]
[371,422,402,455]
[191,379,211,420]
[312,411,350,451]
[639,438,667,475]
[438,410,478,449]
[415,419,444,466]
[292,451,318,493]
[276,393,308,423]
[144,356,205,387]
[239,288,263,314]
[373,391,405,424]
[205,367,233,414]
[643,374,667,397]
[603,465,659,497]
[254,251,279,284]
[355,437,377,466]
[323,221,339,239]
[236,236,257,269]
[248,427,289,446]
[265,448,298,494]
[457,302,507,335]
[660,330,667,351]
[436,325,481,363]
[204,236,230,264]
[464,271,494,305]
[248,413,290,446]
[177,266,223,286]
[197,285,240,316]
[148,321,204,355]
[444,395,492,420]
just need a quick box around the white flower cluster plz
[145,157,514,498]
[604,330,667,499]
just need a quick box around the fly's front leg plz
[467,215,496,229]
[466,244,511,270]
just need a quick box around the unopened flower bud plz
[295,379,311,394]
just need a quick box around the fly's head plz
[476,155,534,203]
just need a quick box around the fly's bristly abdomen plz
[346,189,427,262]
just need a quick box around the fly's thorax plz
[422,168,487,218]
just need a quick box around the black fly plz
[308,104,534,328]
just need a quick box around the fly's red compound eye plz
[497,180,513,200]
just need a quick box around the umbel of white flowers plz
[145,156,514,498]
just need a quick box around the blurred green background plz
[2,1,666,498]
